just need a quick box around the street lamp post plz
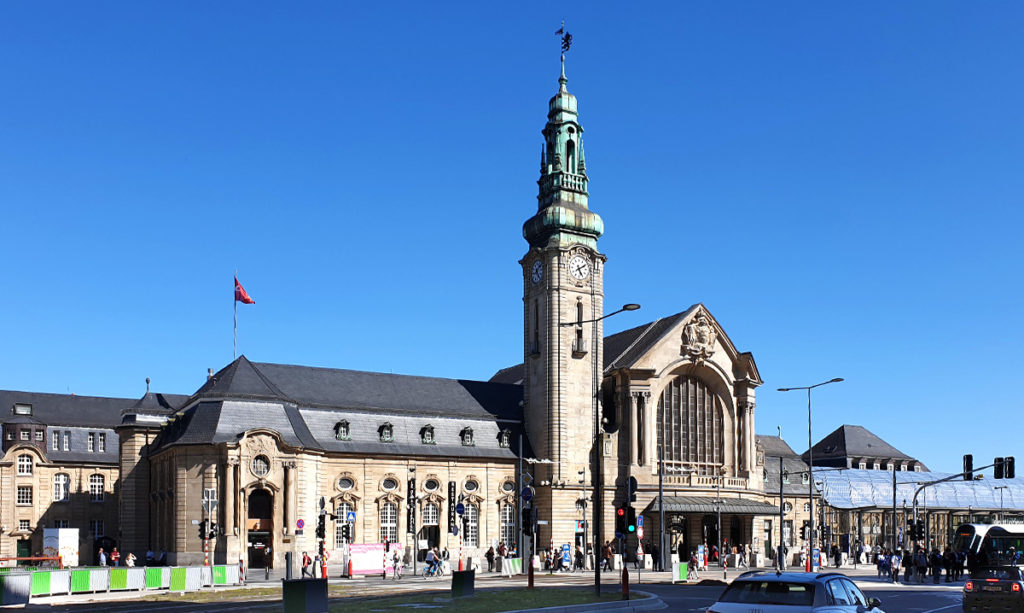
[996,486,1008,523]
[561,303,640,595]
[778,377,843,572]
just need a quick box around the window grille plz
[380,502,398,543]
[90,474,105,502]
[53,474,70,502]
[17,454,32,476]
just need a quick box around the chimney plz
[207,368,214,381]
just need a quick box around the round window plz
[501,481,515,493]
[424,479,439,491]
[464,480,479,492]
[382,478,398,490]
[252,455,270,477]
[338,477,354,490]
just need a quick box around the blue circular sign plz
[521,487,533,502]
[456,502,465,515]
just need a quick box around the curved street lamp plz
[778,377,843,571]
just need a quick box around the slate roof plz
[802,425,923,469]
[0,390,186,429]
[756,435,815,496]
[152,357,525,460]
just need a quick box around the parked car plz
[706,571,884,612]
[963,566,1024,612]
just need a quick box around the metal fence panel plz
[70,570,91,593]
[225,564,239,584]
[200,565,212,586]
[169,567,187,591]
[126,567,146,590]
[184,567,203,591]
[89,568,109,592]
[29,571,50,597]
[109,568,128,590]
[1,573,31,606]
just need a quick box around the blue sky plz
[1,3,1021,473]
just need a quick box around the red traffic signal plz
[616,508,625,517]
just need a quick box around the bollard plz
[265,566,270,581]
[528,557,534,588]
[348,559,353,579]
[239,559,245,584]
[285,552,293,580]
[622,565,629,600]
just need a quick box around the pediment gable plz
[604,304,761,386]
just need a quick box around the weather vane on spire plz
[555,21,572,56]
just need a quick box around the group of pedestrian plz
[870,546,969,583]
[96,547,138,567]
[300,550,330,578]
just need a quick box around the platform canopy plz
[813,469,1024,511]
[651,496,779,515]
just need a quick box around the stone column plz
[628,393,639,466]
[224,459,237,534]
[642,392,653,469]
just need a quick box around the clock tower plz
[521,56,605,546]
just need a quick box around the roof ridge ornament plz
[556,21,572,92]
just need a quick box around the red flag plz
[234,277,255,304]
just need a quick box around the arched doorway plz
[247,489,274,569]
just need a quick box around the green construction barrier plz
[145,567,163,589]
[30,571,50,596]
[212,565,227,585]
[70,570,91,592]
[169,567,187,591]
[676,562,688,581]
[109,568,127,590]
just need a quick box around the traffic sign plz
[522,473,533,486]
[452,525,459,536]
[346,511,356,522]
[521,487,534,503]
[637,515,644,528]
[456,503,465,515]
[296,519,305,530]
[638,527,645,539]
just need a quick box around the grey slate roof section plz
[302,409,522,460]
[44,426,120,465]
[756,435,800,458]
[802,425,924,470]
[1,390,135,428]
[650,496,779,515]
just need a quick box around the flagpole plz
[233,269,237,360]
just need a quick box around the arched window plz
[17,454,32,476]
[656,375,724,474]
[500,504,516,548]
[803,503,811,513]
[566,139,576,174]
[784,502,793,513]
[532,299,540,354]
[423,503,439,526]
[380,502,398,543]
[53,473,70,502]
[465,504,479,547]
[575,300,584,345]
[335,501,355,548]
[89,474,105,502]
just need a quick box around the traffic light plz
[316,513,326,539]
[995,457,1005,479]
[963,454,973,480]
[627,476,638,503]
[208,522,218,539]
[199,523,206,540]
[340,523,350,541]
[615,507,626,536]
[521,506,537,536]
[626,507,637,534]
[1007,457,1016,479]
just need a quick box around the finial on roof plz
[559,54,568,92]
[146,377,151,393]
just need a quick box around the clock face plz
[568,255,590,280]
[531,260,543,284]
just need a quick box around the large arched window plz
[380,502,398,543]
[17,454,32,476]
[566,139,576,174]
[424,502,439,526]
[500,504,516,548]
[465,504,479,547]
[53,473,70,502]
[335,501,355,548]
[657,375,724,474]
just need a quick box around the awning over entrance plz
[650,496,779,515]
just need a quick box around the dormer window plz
[782,473,790,484]
[801,473,809,485]
[13,403,31,416]
[460,427,474,447]
[379,423,394,443]
[421,425,435,445]
[498,429,511,449]
[334,421,350,441]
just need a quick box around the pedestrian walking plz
[602,541,613,571]
[392,549,403,580]
[502,543,513,578]
[485,546,495,572]
[301,551,313,578]
[688,550,700,580]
